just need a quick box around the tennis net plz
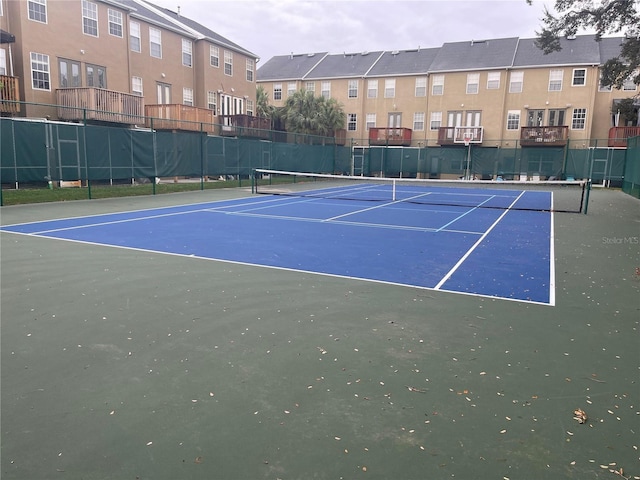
[252,169,589,213]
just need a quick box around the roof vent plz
[566,34,576,40]
[307,53,315,57]
[391,50,399,55]
[361,51,369,56]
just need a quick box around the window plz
[28,0,47,23]
[506,110,520,130]
[273,83,282,101]
[85,64,106,88]
[130,21,141,52]
[347,113,357,131]
[487,72,500,89]
[183,87,193,106]
[0,49,6,75]
[466,73,479,94]
[432,75,444,95]
[526,109,544,127]
[413,112,425,131]
[321,81,331,99]
[366,113,376,130]
[548,69,563,91]
[430,111,442,130]
[622,72,638,91]
[207,91,217,114]
[348,80,358,98]
[384,79,395,98]
[59,59,81,87]
[571,108,587,129]
[246,100,254,116]
[415,77,426,97]
[150,28,162,58]
[108,9,122,37]
[466,111,481,127]
[132,76,143,96]
[82,0,98,37]
[572,69,586,86]
[31,52,50,90]
[287,82,296,97]
[367,79,377,98]
[598,71,612,91]
[182,39,192,67]
[210,46,219,67]
[224,51,232,76]
[305,81,315,93]
[509,71,523,93]
[246,59,254,82]
[548,109,566,126]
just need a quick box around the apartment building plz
[257,35,639,147]
[0,0,259,131]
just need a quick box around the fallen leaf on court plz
[194,456,203,464]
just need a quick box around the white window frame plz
[28,0,47,23]
[432,75,444,95]
[548,69,563,91]
[30,52,51,91]
[108,8,123,37]
[130,21,141,52]
[132,76,143,96]
[273,83,282,101]
[384,79,395,98]
[224,51,233,76]
[321,81,331,99]
[413,112,425,131]
[210,45,219,67]
[0,49,6,75]
[207,91,217,114]
[347,113,357,131]
[415,77,426,97]
[367,79,378,98]
[506,110,520,130]
[430,111,442,130]
[366,113,376,130]
[182,87,193,106]
[287,82,296,97]
[571,108,587,129]
[622,71,638,91]
[246,59,254,82]
[509,71,524,93]
[182,39,192,67]
[305,81,315,93]
[486,72,500,89]
[466,73,480,94]
[572,68,586,86]
[82,0,98,37]
[150,28,162,58]
[246,99,254,116]
[348,79,358,98]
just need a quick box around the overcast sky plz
[150,0,558,65]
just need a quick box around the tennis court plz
[1,182,638,480]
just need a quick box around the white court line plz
[323,192,435,222]
[549,194,556,306]
[434,191,526,290]
[435,195,497,232]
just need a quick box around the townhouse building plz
[257,35,639,149]
[0,0,261,133]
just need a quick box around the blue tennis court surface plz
[0,185,555,305]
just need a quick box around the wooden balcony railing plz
[0,75,20,113]
[608,126,640,147]
[369,127,412,146]
[145,104,215,133]
[56,88,143,124]
[520,126,569,147]
[218,114,271,139]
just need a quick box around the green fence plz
[0,118,631,192]
[622,135,640,199]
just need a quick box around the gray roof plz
[367,48,439,77]
[512,35,601,67]
[305,51,384,79]
[258,34,624,81]
[255,53,329,81]
[429,37,520,72]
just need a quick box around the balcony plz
[145,104,215,133]
[57,88,144,125]
[0,75,20,114]
[437,126,484,146]
[218,114,271,139]
[520,126,569,147]
[369,127,413,146]
[608,126,640,147]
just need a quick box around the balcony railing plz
[218,114,271,139]
[0,75,20,113]
[56,88,144,124]
[520,126,569,147]
[608,126,640,147]
[437,126,484,146]
[145,104,215,133]
[369,127,412,146]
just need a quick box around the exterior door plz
[388,112,402,134]
[156,82,171,104]
[447,111,462,139]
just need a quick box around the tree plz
[613,97,639,125]
[528,0,639,90]
[255,85,274,119]
[282,90,345,137]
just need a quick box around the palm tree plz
[283,90,345,139]
[256,85,273,119]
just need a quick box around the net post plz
[392,179,396,201]
[251,169,256,194]
[583,180,592,214]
